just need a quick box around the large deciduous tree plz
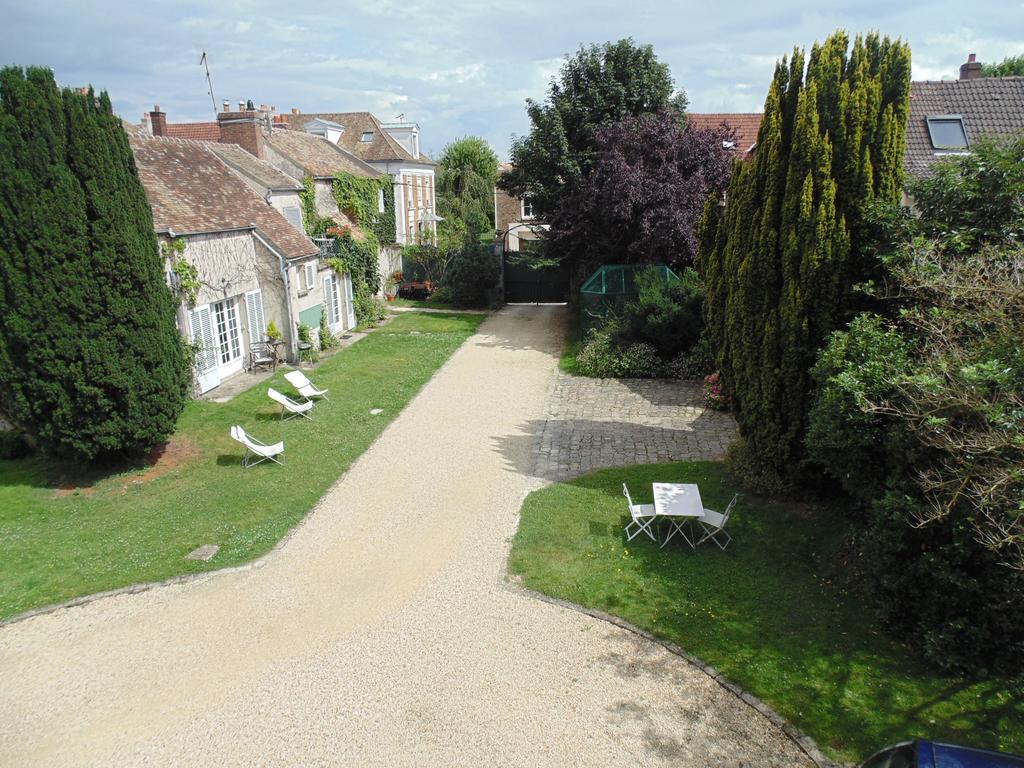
[549,110,733,279]
[697,31,911,491]
[499,39,685,292]
[0,66,189,461]
[435,136,499,249]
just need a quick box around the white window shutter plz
[305,263,316,291]
[245,289,265,343]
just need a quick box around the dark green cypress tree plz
[0,68,188,460]
[696,31,910,492]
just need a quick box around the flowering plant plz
[703,371,731,411]
[325,225,351,238]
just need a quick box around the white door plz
[188,304,220,394]
[213,298,244,376]
[323,274,342,331]
[343,273,356,329]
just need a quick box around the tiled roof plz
[129,135,318,260]
[165,122,221,141]
[264,128,382,179]
[286,112,435,164]
[206,142,303,192]
[906,78,1024,176]
[687,113,763,158]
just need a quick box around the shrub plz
[427,286,452,305]
[703,372,731,410]
[444,245,501,308]
[0,68,189,461]
[265,321,282,342]
[576,327,664,378]
[806,314,914,505]
[617,267,704,357]
[318,312,336,351]
[353,284,387,327]
[668,335,715,379]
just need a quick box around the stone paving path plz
[534,372,739,480]
[0,305,809,768]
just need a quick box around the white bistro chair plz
[623,483,657,542]
[284,370,329,402]
[268,387,314,420]
[230,426,284,468]
[696,493,738,550]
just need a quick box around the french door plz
[213,298,244,376]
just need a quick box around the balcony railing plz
[312,236,338,260]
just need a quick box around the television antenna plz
[199,51,217,114]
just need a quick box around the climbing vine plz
[299,176,334,236]
[332,172,395,244]
[162,237,200,307]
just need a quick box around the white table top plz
[652,483,704,518]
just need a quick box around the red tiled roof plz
[129,135,318,260]
[165,122,221,141]
[687,113,763,158]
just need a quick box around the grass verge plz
[508,461,1023,764]
[0,311,485,620]
[390,297,455,310]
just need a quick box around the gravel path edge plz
[503,579,847,768]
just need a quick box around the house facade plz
[129,133,333,395]
[285,110,439,245]
[494,163,548,252]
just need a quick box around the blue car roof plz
[928,741,1024,768]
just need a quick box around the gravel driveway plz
[0,305,812,767]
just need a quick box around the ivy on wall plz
[332,172,396,245]
[162,237,200,307]
[299,176,335,236]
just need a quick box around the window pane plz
[927,118,968,148]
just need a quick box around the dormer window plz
[361,131,374,142]
[926,116,968,150]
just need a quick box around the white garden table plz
[652,483,704,549]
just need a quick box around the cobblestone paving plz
[533,372,739,481]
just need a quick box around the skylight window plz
[926,116,968,150]
[722,140,736,150]
[360,131,374,142]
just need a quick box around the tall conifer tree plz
[697,32,910,491]
[0,67,188,460]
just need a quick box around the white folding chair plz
[284,370,329,402]
[268,387,314,420]
[230,425,285,468]
[696,493,738,550]
[623,484,657,542]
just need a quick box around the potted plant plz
[384,274,398,301]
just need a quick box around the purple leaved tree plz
[549,110,734,288]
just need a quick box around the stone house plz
[494,163,548,252]
[129,133,325,395]
[285,110,439,245]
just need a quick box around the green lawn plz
[0,311,485,620]
[508,461,1024,764]
[559,318,582,374]
[389,297,455,310]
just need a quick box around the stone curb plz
[506,580,846,768]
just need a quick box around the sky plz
[2,0,1022,159]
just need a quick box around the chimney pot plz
[222,99,230,112]
[960,53,983,80]
[238,100,245,112]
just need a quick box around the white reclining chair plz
[230,425,285,468]
[623,483,657,542]
[696,493,738,550]
[268,387,314,420]
[284,370,329,402]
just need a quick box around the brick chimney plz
[150,105,167,137]
[960,53,983,80]
[217,109,263,158]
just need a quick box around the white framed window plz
[521,197,535,219]
[282,205,303,232]
[360,131,374,142]
[378,188,386,213]
[304,263,316,291]
[244,289,266,344]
